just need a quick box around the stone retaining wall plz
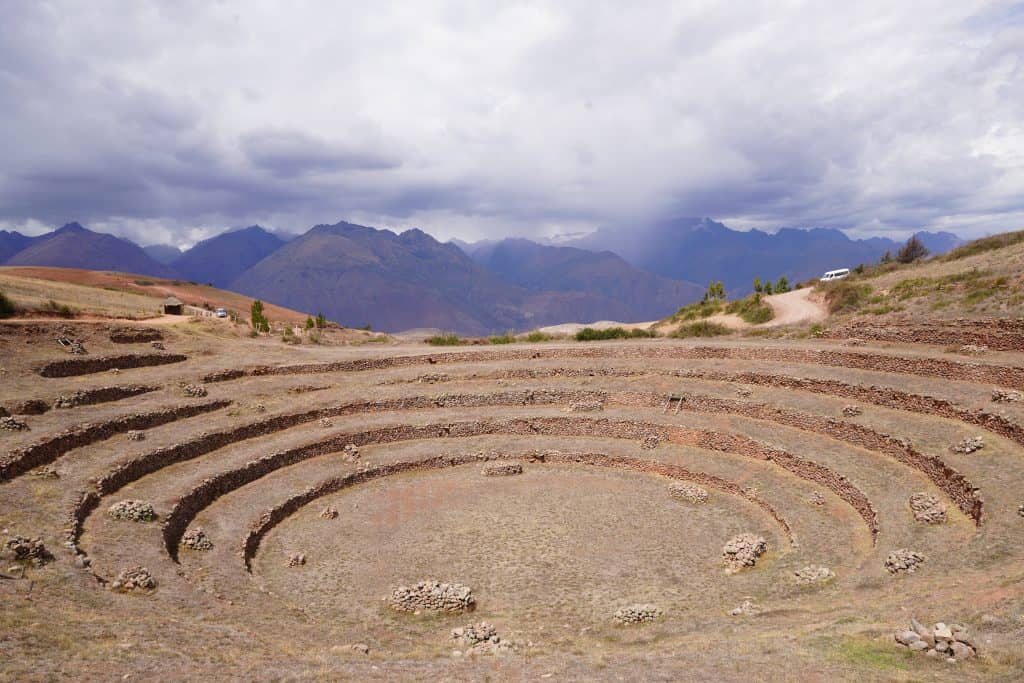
[38,353,186,378]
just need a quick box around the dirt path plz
[763,288,828,327]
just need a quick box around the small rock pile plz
[992,389,1021,403]
[482,462,523,477]
[29,465,59,479]
[252,403,266,413]
[886,548,926,574]
[126,430,146,441]
[735,386,752,397]
[0,416,29,431]
[451,622,515,655]
[640,435,662,450]
[53,392,87,408]
[952,436,984,454]
[342,444,360,462]
[794,565,834,584]
[668,482,709,504]
[150,341,165,350]
[111,566,156,591]
[844,338,865,346]
[909,492,947,524]
[959,344,988,355]
[108,500,156,522]
[181,528,213,551]
[841,405,863,417]
[722,533,768,574]
[1018,502,1024,518]
[894,618,976,661]
[613,604,663,624]
[288,553,306,567]
[389,580,475,613]
[182,384,208,398]
[566,400,604,412]
[320,506,338,519]
[808,491,826,506]
[730,599,761,616]
[417,373,449,384]
[4,536,52,566]
[319,418,333,428]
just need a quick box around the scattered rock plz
[565,400,604,413]
[991,389,1021,403]
[640,435,662,450]
[794,565,834,584]
[730,599,761,616]
[482,462,523,477]
[909,492,947,524]
[952,436,984,454]
[287,553,306,567]
[111,566,156,591]
[53,392,88,409]
[959,344,988,355]
[319,418,333,428]
[150,341,165,350]
[320,506,339,520]
[416,373,449,384]
[668,482,709,504]
[844,337,864,346]
[841,405,863,417]
[252,403,266,414]
[342,444,360,462]
[613,604,663,624]
[108,500,156,523]
[722,533,767,574]
[894,619,976,661]
[886,548,926,574]
[350,643,370,655]
[735,386,752,397]
[0,416,29,431]
[126,430,146,442]
[3,536,52,566]
[181,528,213,551]
[807,491,826,506]
[389,580,475,613]
[181,384,208,398]
[451,622,516,654]
[29,465,59,479]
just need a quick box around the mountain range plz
[0,218,961,333]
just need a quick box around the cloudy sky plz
[1,1,1023,247]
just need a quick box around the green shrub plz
[524,331,554,342]
[250,299,270,333]
[820,281,872,314]
[43,299,76,318]
[671,320,731,338]
[0,291,15,319]
[574,327,655,341]
[725,293,774,324]
[488,333,515,344]
[669,300,723,322]
[425,332,462,346]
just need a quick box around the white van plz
[819,268,850,283]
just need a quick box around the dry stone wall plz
[38,353,186,378]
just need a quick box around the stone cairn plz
[952,436,984,454]
[730,599,761,616]
[319,417,333,428]
[909,492,947,524]
[4,536,52,566]
[108,500,156,522]
[181,528,213,551]
[808,491,826,506]
[341,444,360,462]
[894,618,977,661]
[451,622,515,655]
[668,482,709,504]
[389,580,475,613]
[482,462,523,477]
[150,341,165,350]
[0,416,29,431]
[320,506,339,519]
[992,389,1021,403]
[886,548,926,574]
[126,430,146,442]
[794,565,834,584]
[182,383,208,398]
[722,533,768,574]
[841,405,863,417]
[613,604,663,625]
[566,400,604,413]
[111,566,156,591]
[287,553,306,567]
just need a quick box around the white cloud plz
[0,0,1021,243]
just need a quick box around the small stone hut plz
[162,297,184,315]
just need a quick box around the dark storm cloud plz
[0,1,1022,245]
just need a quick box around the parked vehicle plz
[819,268,850,283]
[215,307,228,318]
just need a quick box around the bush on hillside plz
[425,332,462,346]
[726,293,774,324]
[574,327,656,341]
[942,229,1024,261]
[820,280,872,314]
[524,331,554,342]
[0,290,15,319]
[671,321,731,338]
[896,235,929,263]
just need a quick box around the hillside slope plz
[173,226,284,288]
[4,223,176,278]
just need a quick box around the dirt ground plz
[1,314,1023,681]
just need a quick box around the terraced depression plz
[3,316,1024,681]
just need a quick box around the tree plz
[896,235,929,264]
[305,316,315,330]
[702,280,726,303]
[250,299,270,333]
[316,312,327,329]
[880,250,893,264]
[763,281,773,295]
[775,276,790,293]
[0,290,15,319]
[753,277,763,294]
